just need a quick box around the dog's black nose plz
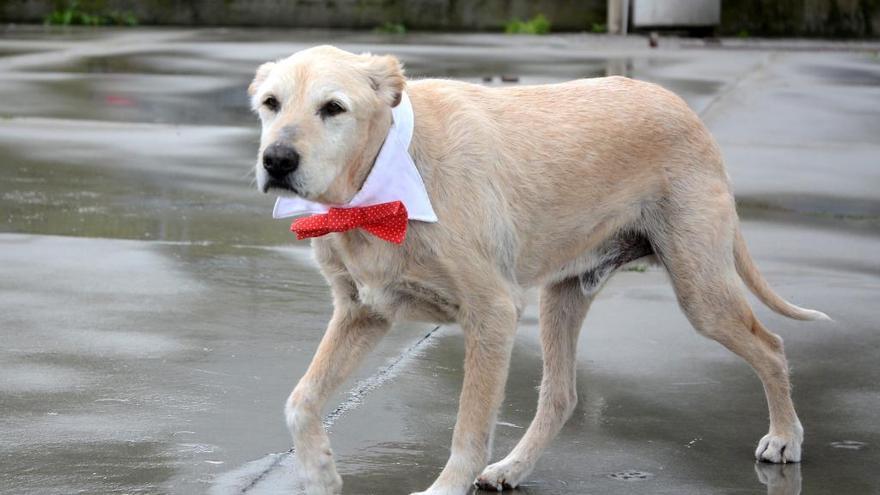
[263,144,300,180]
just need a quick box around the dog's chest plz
[365,281,459,323]
[332,238,458,323]
[351,269,458,323]
[354,280,395,311]
[334,242,398,301]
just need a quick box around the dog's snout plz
[263,144,300,180]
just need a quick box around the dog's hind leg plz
[474,232,652,491]
[475,276,592,491]
[649,190,803,463]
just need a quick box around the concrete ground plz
[0,27,878,495]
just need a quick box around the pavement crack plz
[237,325,442,494]
[237,449,293,494]
[700,52,777,122]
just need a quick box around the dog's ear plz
[362,54,405,107]
[248,61,276,96]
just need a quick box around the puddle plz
[0,52,718,130]
[404,54,613,81]
[755,463,802,494]
[800,63,880,86]
[736,193,880,229]
[0,73,252,125]
[0,152,281,245]
[31,50,258,77]
[0,47,48,58]
[0,24,113,41]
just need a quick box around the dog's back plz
[406,76,724,286]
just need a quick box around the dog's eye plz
[319,101,346,118]
[263,96,279,112]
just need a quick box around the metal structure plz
[608,0,721,33]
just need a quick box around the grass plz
[375,21,406,34]
[623,264,649,273]
[504,14,551,35]
[44,2,138,26]
[591,22,607,33]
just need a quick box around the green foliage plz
[504,13,551,35]
[107,11,139,26]
[375,21,406,34]
[44,2,138,26]
[591,22,607,33]
[737,29,750,38]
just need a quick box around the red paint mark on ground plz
[105,94,135,106]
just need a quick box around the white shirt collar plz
[272,91,438,223]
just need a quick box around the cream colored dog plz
[248,46,829,495]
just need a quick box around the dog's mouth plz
[262,177,300,196]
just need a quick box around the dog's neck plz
[315,107,393,205]
[351,108,395,198]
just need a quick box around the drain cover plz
[609,469,653,481]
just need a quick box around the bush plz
[44,2,138,26]
[375,22,407,34]
[504,14,551,35]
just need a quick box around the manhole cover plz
[830,440,867,450]
[609,469,653,481]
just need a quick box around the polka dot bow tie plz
[290,201,408,244]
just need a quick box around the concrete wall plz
[720,0,880,37]
[0,0,877,37]
[0,0,606,31]
[632,0,721,28]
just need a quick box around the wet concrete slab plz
[0,233,438,494]
[1,27,878,495]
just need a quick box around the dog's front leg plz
[287,301,391,495]
[412,293,519,495]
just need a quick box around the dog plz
[248,45,829,495]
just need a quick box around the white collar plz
[272,91,438,223]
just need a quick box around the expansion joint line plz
[700,52,778,121]
[239,325,442,493]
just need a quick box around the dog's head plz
[249,45,405,203]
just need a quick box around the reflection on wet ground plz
[1,26,878,495]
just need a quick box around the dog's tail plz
[733,225,831,321]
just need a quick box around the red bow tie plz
[290,201,408,244]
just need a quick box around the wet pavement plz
[1,27,878,495]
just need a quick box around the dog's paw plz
[474,459,530,492]
[755,432,803,463]
[297,450,343,495]
[301,470,342,495]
